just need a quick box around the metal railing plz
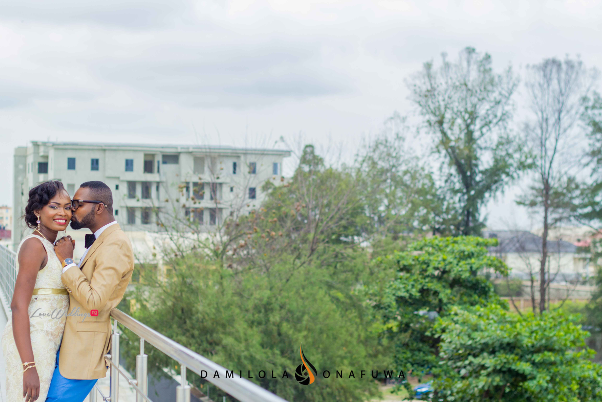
[0,244,17,316]
[89,309,288,402]
[0,243,288,402]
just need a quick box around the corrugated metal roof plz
[483,230,577,254]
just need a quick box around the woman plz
[1,181,74,402]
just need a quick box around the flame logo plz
[295,345,317,385]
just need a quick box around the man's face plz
[70,188,97,230]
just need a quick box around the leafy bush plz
[493,277,523,297]
[433,304,602,401]
[369,236,508,397]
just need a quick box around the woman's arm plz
[11,238,47,401]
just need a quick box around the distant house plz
[0,229,11,250]
[483,230,590,282]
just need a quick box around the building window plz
[248,162,256,174]
[67,158,76,170]
[209,157,217,174]
[230,186,234,192]
[144,155,155,174]
[249,187,256,199]
[141,208,151,224]
[141,182,151,199]
[162,154,179,164]
[125,159,134,172]
[38,162,48,174]
[115,209,119,216]
[191,208,203,225]
[209,183,218,200]
[127,208,136,224]
[273,162,279,175]
[91,159,99,171]
[156,184,160,200]
[144,160,154,174]
[209,208,218,225]
[232,162,237,174]
[192,182,204,200]
[194,157,205,174]
[128,182,136,199]
[115,184,119,190]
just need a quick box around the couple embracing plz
[1,180,135,401]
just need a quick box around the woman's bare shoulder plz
[18,237,47,266]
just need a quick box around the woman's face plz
[36,189,72,232]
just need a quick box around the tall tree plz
[407,47,526,236]
[518,56,598,314]
[354,113,459,241]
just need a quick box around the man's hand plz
[54,235,75,265]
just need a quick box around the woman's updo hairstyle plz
[24,181,67,229]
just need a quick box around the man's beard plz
[70,209,95,230]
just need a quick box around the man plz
[47,181,135,401]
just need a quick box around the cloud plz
[0,0,602,230]
[87,35,353,107]
[1,0,194,29]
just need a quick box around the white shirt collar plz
[93,220,118,239]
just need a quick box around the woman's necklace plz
[34,229,50,243]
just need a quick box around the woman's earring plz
[36,215,40,231]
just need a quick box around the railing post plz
[110,319,120,402]
[176,365,191,402]
[136,338,148,402]
[89,386,97,402]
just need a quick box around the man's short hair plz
[80,181,113,215]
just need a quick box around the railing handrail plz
[110,309,288,402]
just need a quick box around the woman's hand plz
[23,366,40,401]
[54,235,75,264]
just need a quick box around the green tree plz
[122,251,389,402]
[578,89,602,334]
[119,144,393,402]
[434,304,602,401]
[354,113,460,241]
[407,47,527,236]
[226,144,367,274]
[369,236,508,397]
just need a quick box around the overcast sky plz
[1,0,601,230]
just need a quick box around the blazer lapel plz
[79,223,121,268]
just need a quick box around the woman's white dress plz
[1,234,70,401]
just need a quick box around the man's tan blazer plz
[59,223,135,380]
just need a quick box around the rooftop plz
[25,141,292,155]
